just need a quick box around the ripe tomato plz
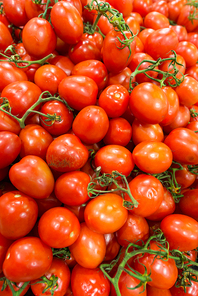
[160,86,180,126]
[50,55,74,76]
[151,1,169,17]
[22,17,57,58]
[177,5,198,32]
[3,237,53,282]
[0,233,12,274]
[38,207,80,248]
[3,0,28,26]
[134,241,178,289]
[176,41,198,68]
[46,134,89,172]
[0,280,29,296]
[175,165,196,189]
[19,124,53,159]
[51,2,83,44]
[125,174,164,217]
[133,0,152,17]
[175,76,198,107]
[179,189,198,220]
[163,105,190,133]
[170,25,188,42]
[107,67,132,90]
[129,82,168,124]
[0,191,38,240]
[55,171,91,206]
[147,285,172,296]
[9,155,55,199]
[144,11,170,30]
[0,21,13,52]
[84,193,128,234]
[104,233,120,262]
[94,145,134,176]
[0,131,21,169]
[69,222,106,269]
[160,214,198,251]
[170,280,198,296]
[71,264,110,296]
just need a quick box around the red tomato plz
[22,17,57,58]
[134,241,178,289]
[0,131,21,169]
[163,105,190,134]
[170,280,198,296]
[102,29,136,73]
[46,134,89,172]
[176,41,198,68]
[0,233,12,274]
[50,55,74,76]
[129,82,168,124]
[103,233,120,262]
[185,64,198,82]
[167,0,184,22]
[31,258,71,296]
[55,171,91,206]
[175,165,196,189]
[38,207,80,248]
[0,191,38,240]
[160,86,180,126]
[0,280,29,296]
[115,213,149,247]
[133,0,152,17]
[19,124,53,160]
[125,174,164,217]
[36,192,62,217]
[84,193,128,234]
[71,264,110,296]
[179,189,198,220]
[147,286,172,296]
[175,76,198,107]
[107,67,132,90]
[94,145,134,176]
[58,75,98,111]
[160,214,198,251]
[9,155,55,199]
[170,25,188,42]
[51,2,83,44]
[0,21,13,52]
[164,128,198,165]
[151,1,169,17]
[69,222,106,269]
[144,11,170,30]
[138,28,155,46]
[3,237,53,282]
[3,0,28,26]
[72,105,109,144]
[177,5,198,32]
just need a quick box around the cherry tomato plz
[0,21,13,52]
[144,11,170,30]
[107,67,132,90]
[3,237,53,282]
[133,0,152,17]
[160,214,198,251]
[170,25,188,42]
[163,105,190,134]
[50,55,74,76]
[177,5,198,32]
[176,41,198,68]
[160,86,180,126]
[3,0,28,26]
[179,189,198,220]
[151,1,169,17]
[170,280,198,296]
[0,131,21,169]
[175,76,198,107]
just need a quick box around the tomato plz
[0,280,29,296]
[176,41,198,68]
[160,214,198,251]
[170,25,188,42]
[24,0,48,20]
[94,145,134,176]
[84,193,128,234]
[64,204,86,224]
[19,124,53,159]
[163,105,190,134]
[92,8,114,36]
[55,171,91,206]
[58,75,98,111]
[9,155,54,199]
[129,82,168,124]
[134,36,144,53]
[133,0,152,17]
[1,81,42,118]
[125,174,164,217]
[63,0,82,15]
[50,55,74,76]
[38,207,80,248]
[3,0,28,26]
[146,188,175,221]
[170,280,198,296]
[0,233,12,274]
[176,76,198,106]
[175,164,196,189]
[144,28,179,60]
[31,258,71,296]
[22,17,56,58]
[69,222,106,269]
[0,21,13,52]
[185,64,198,82]
[160,86,180,126]
[151,1,169,17]
[124,17,140,36]
[103,233,120,262]
[36,192,62,217]
[51,2,83,44]
[0,62,28,92]
[102,29,136,73]
[0,131,21,169]
[138,28,155,46]
[144,11,170,30]
[72,60,108,91]
[179,189,198,220]
[167,0,184,22]
[135,241,178,289]
[177,5,198,32]
[103,117,132,146]
[71,264,110,296]
[107,67,132,90]
[115,213,149,247]
[164,128,198,165]
[46,134,89,172]
[147,286,172,296]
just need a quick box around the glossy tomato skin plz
[160,86,180,126]
[58,75,98,111]
[107,67,132,90]
[133,0,152,17]
[179,189,198,220]
[3,237,53,282]
[132,141,173,174]
[9,155,54,199]
[94,145,134,176]
[103,30,136,73]
[51,2,83,44]
[84,193,128,234]
[125,174,164,217]
[134,241,178,289]
[176,41,198,68]
[160,214,198,251]
[19,124,53,160]
[103,233,120,262]
[0,191,38,240]
[1,81,42,118]
[0,131,21,169]
[164,128,198,165]
[71,264,110,296]
[3,0,28,26]
[50,55,74,76]
[129,83,168,124]
[31,258,71,296]
[0,280,29,296]
[69,222,106,269]
[170,280,198,296]
[175,76,198,107]
[72,105,109,144]
[55,171,91,206]
[147,286,172,296]
[0,233,12,273]
[0,21,13,52]
[144,11,170,30]
[46,134,89,172]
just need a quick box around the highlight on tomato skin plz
[1,0,198,295]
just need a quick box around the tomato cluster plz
[1,0,198,295]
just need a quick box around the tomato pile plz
[1,0,198,295]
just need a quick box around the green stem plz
[6,280,30,296]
